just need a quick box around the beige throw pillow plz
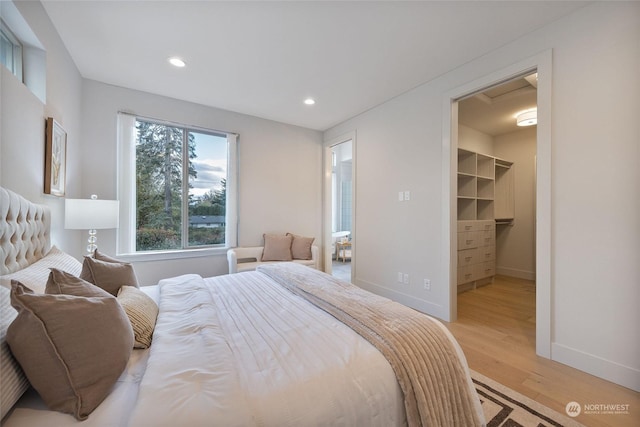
[45,269,113,298]
[80,257,139,296]
[261,234,293,261]
[6,282,133,420]
[117,286,159,349]
[287,233,315,260]
[92,249,123,264]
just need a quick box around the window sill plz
[116,247,229,263]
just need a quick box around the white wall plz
[0,0,83,254]
[80,80,323,284]
[458,125,494,155]
[325,2,639,390]
[494,127,536,280]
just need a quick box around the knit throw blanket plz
[257,263,484,427]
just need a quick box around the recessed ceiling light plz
[304,98,316,105]
[168,57,186,68]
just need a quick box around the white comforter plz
[127,272,405,427]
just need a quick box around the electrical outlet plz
[398,191,404,202]
[423,279,431,290]
[404,190,410,201]
[403,273,409,285]
[397,272,403,283]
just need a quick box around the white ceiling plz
[459,74,538,136]
[41,1,587,131]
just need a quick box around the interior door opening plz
[330,140,353,281]
[454,72,538,342]
[323,135,355,282]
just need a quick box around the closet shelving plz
[456,148,514,291]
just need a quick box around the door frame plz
[441,50,552,358]
[323,131,356,280]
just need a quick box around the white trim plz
[441,50,552,358]
[323,131,356,281]
[114,246,228,263]
[117,113,137,255]
[551,343,640,392]
[496,267,535,281]
[356,278,444,317]
[225,133,238,248]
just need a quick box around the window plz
[0,19,23,81]
[117,113,238,255]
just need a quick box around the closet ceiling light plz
[304,98,316,105]
[168,57,186,68]
[516,109,537,126]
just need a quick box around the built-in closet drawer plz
[457,221,476,233]
[477,220,495,232]
[457,231,480,250]
[456,219,497,289]
[457,248,477,267]
[457,265,476,285]
[478,261,495,278]
[480,230,495,247]
[476,245,495,262]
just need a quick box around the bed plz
[0,187,484,427]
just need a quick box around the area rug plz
[471,370,585,427]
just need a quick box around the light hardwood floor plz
[443,276,639,427]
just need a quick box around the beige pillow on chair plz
[287,233,315,260]
[261,234,293,261]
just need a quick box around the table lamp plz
[65,194,119,254]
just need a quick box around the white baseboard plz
[552,342,640,392]
[355,278,447,320]
[496,266,535,281]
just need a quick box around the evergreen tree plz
[135,121,196,249]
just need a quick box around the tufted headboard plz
[0,187,51,275]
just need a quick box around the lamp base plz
[86,229,98,254]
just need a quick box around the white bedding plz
[128,273,404,427]
[4,273,405,426]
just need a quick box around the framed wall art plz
[44,117,67,196]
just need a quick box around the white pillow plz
[0,246,82,294]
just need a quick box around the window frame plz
[0,18,23,81]
[117,113,238,260]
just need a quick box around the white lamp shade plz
[65,199,119,230]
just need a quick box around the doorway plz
[323,133,355,282]
[443,50,552,358]
[455,73,538,343]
